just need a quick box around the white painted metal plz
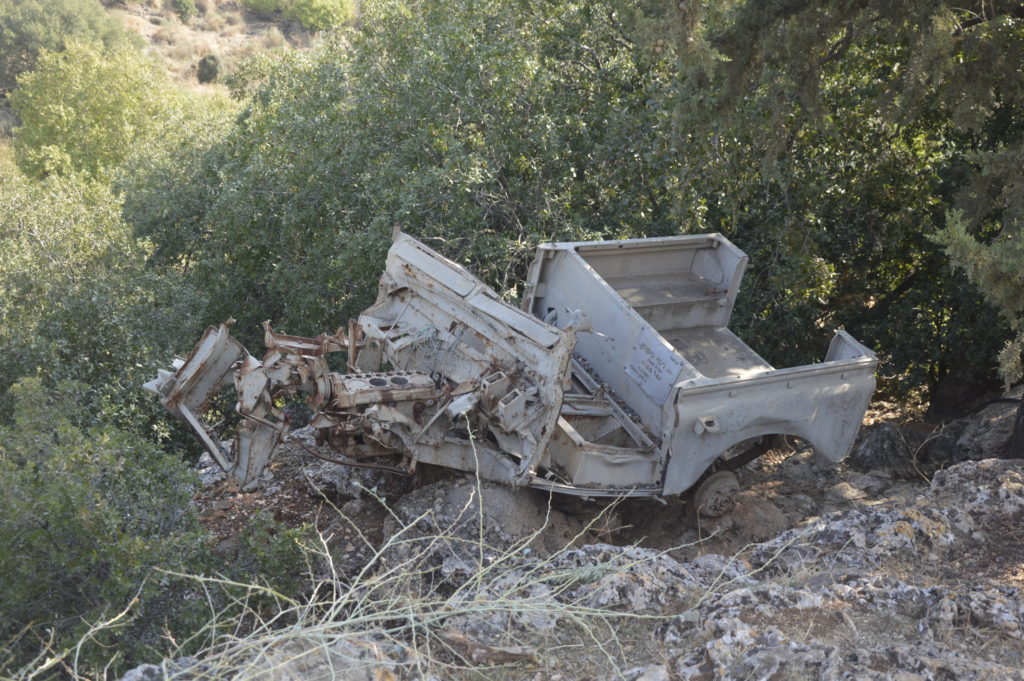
[523,233,878,495]
[357,233,577,484]
[149,232,877,500]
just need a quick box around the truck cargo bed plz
[524,233,877,494]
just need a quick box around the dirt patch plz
[194,434,404,556]
[929,509,1024,589]
[383,477,591,557]
[194,427,939,580]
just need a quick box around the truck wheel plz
[693,470,740,518]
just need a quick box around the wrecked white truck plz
[146,232,877,516]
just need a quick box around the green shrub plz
[242,0,354,30]
[135,0,1011,408]
[141,0,677,345]
[0,0,132,92]
[0,164,205,432]
[937,210,1024,386]
[172,0,197,22]
[0,377,207,673]
[242,0,286,17]
[236,512,317,597]
[11,40,176,180]
[286,0,355,30]
[197,52,221,83]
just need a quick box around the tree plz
[922,3,1024,389]
[0,163,205,429]
[940,213,1024,385]
[242,0,357,30]
[10,39,234,181]
[0,0,130,93]
[0,164,319,673]
[652,0,1023,407]
[133,0,1015,412]
[137,0,679,344]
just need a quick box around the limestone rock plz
[195,451,225,486]
[125,460,1024,681]
[375,478,589,586]
[826,481,868,502]
[847,423,915,475]
[916,419,969,465]
[119,665,163,681]
[956,395,1022,461]
[546,544,754,614]
[725,493,790,541]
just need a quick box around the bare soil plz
[194,441,397,554]
[193,430,927,572]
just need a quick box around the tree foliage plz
[644,0,1022,403]
[3,0,1024,673]
[0,378,205,672]
[940,210,1024,386]
[10,40,172,179]
[133,0,1013,406]
[137,0,680,343]
[924,6,1024,386]
[0,163,204,429]
[0,0,130,93]
[171,0,198,23]
[10,39,236,181]
[197,52,221,83]
[242,0,356,30]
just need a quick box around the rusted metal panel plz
[357,233,576,484]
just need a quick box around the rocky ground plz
[125,395,1024,680]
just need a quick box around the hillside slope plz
[119,446,1024,680]
[103,0,315,82]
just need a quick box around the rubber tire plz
[692,470,740,518]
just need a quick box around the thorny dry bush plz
[2,469,774,680]
[11,494,635,679]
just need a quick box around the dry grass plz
[201,11,227,31]
[262,26,286,48]
[107,0,317,83]
[152,21,185,44]
[12,481,688,681]
[1,422,798,681]
[0,140,15,168]
[170,39,211,62]
[14,407,750,681]
[0,106,17,138]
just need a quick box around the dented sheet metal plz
[522,234,878,496]
[147,231,877,512]
[354,233,575,484]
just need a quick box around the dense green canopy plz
[686,0,1024,393]
[126,0,1021,407]
[0,0,131,92]
[617,0,1024,406]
